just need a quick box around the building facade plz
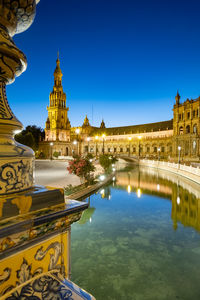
[39,58,200,162]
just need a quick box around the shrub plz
[53,151,60,158]
[99,154,118,173]
[67,155,95,183]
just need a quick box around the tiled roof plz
[91,119,173,136]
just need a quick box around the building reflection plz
[115,166,200,233]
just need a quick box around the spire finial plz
[57,50,59,60]
[175,90,180,105]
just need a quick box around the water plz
[71,166,200,300]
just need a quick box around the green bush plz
[99,154,118,173]
[53,151,60,158]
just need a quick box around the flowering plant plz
[67,155,95,183]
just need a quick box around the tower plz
[175,90,181,105]
[45,55,71,142]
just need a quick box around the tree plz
[15,125,44,151]
[99,154,118,173]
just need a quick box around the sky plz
[7,0,200,129]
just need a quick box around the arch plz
[179,126,184,135]
[186,125,190,134]
[193,124,198,134]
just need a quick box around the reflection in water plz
[71,165,200,299]
[115,166,200,232]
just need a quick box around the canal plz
[71,165,200,300]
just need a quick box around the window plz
[120,148,123,152]
[179,127,183,135]
[187,112,190,119]
[154,147,157,153]
[114,148,116,153]
[147,147,150,153]
[133,147,136,153]
[186,125,190,134]
[193,124,197,134]
[126,148,129,152]
[108,148,110,152]
[193,110,195,118]
[161,146,164,152]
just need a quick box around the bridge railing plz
[140,159,200,177]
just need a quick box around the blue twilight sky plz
[6,0,200,129]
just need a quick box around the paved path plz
[35,160,80,189]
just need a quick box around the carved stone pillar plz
[0,0,40,194]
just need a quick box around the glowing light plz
[112,164,115,167]
[112,176,116,181]
[73,140,77,145]
[108,195,111,200]
[100,189,105,194]
[95,136,99,140]
[87,137,90,142]
[89,217,92,223]
[89,159,93,162]
[178,146,181,151]
[102,134,106,138]
[157,184,160,191]
[75,128,80,134]
[177,196,180,205]
[138,136,142,140]
[127,185,131,194]
[128,137,132,141]
[14,129,22,135]
[158,148,161,152]
[50,142,54,146]
[112,168,116,172]
[99,175,105,181]
[137,188,141,198]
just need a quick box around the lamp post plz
[75,128,80,155]
[102,134,106,154]
[73,140,78,155]
[128,137,132,157]
[95,136,99,157]
[138,136,142,158]
[87,137,90,154]
[178,146,181,165]
[50,142,54,160]
[158,147,161,161]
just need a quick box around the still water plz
[71,166,200,300]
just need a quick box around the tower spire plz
[175,90,180,105]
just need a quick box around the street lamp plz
[178,146,181,165]
[128,137,132,157]
[95,136,99,156]
[50,142,54,160]
[158,147,161,161]
[102,134,106,154]
[86,137,90,153]
[138,136,142,158]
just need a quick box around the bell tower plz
[45,54,71,142]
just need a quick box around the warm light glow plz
[73,140,77,145]
[75,128,80,134]
[157,184,160,191]
[177,196,180,205]
[102,134,106,138]
[14,129,22,135]
[137,188,141,198]
[127,185,131,193]
[112,176,116,181]
[128,137,132,141]
[112,167,116,172]
[99,175,105,181]
[138,135,142,140]
[87,137,90,142]
[89,159,93,162]
[178,146,181,151]
[158,147,161,152]
[95,136,99,140]
[50,142,54,146]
